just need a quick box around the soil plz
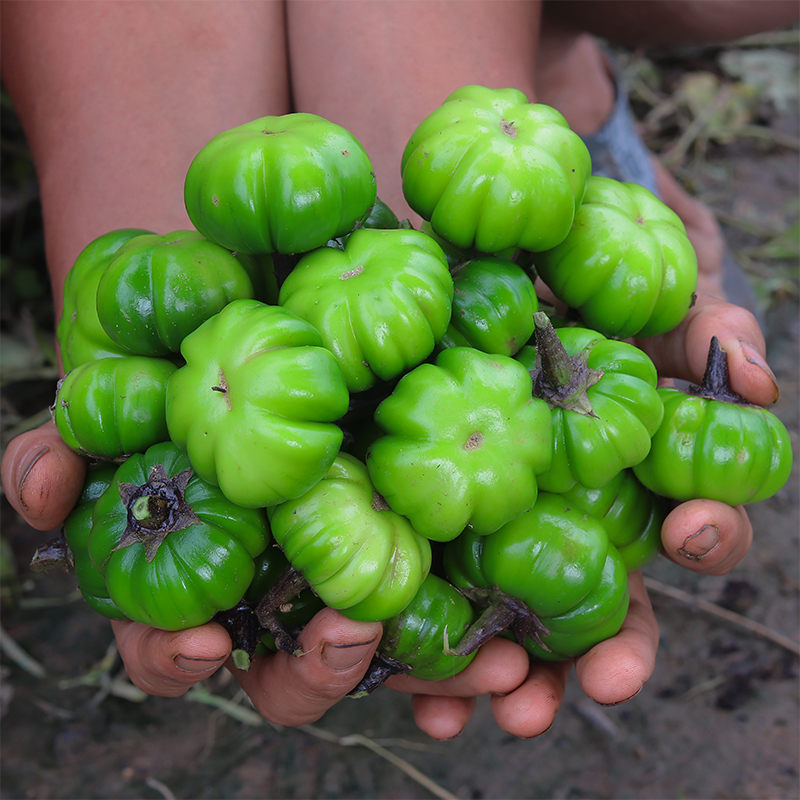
[1,49,798,800]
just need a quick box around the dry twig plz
[644,576,800,656]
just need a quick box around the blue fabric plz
[579,65,661,197]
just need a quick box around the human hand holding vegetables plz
[1,290,771,738]
[2,0,792,742]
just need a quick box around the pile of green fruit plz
[37,85,793,689]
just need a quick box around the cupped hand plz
[636,292,772,574]
[1,420,87,531]
[113,608,382,726]
[389,294,778,740]
[386,573,655,739]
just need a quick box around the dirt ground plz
[1,42,799,800]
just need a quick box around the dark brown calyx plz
[529,312,604,417]
[114,465,201,562]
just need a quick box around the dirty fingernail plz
[321,638,377,671]
[678,524,721,562]
[598,685,643,707]
[174,654,227,674]
[17,446,50,510]
[739,341,780,403]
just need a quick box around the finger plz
[489,658,572,739]
[574,571,659,706]
[411,695,477,740]
[112,619,231,696]
[0,421,87,530]
[637,294,780,407]
[385,636,530,697]
[231,607,382,727]
[660,499,753,576]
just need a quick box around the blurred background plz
[1,29,798,800]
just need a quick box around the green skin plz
[96,230,261,357]
[443,492,630,661]
[279,227,454,392]
[62,463,129,621]
[377,573,478,680]
[57,228,151,372]
[89,442,270,631]
[437,255,538,357]
[166,299,350,509]
[516,318,664,493]
[533,176,699,339]
[349,572,478,695]
[633,339,793,505]
[366,346,554,542]
[184,113,377,255]
[267,453,432,623]
[53,356,176,461]
[556,469,667,573]
[401,85,591,254]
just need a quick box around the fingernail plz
[739,341,780,404]
[174,654,226,674]
[678,524,721,562]
[17,446,50,510]
[598,685,643,707]
[321,638,377,671]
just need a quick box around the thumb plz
[637,295,780,407]
[231,607,382,726]
[0,421,87,530]
[112,619,231,696]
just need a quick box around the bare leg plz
[286,0,543,220]
[1,0,290,317]
[535,18,728,298]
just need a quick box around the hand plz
[386,293,774,740]
[0,295,775,738]
[112,609,383,726]
[0,420,87,531]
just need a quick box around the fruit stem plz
[254,566,310,657]
[528,312,603,417]
[448,586,550,656]
[346,652,412,697]
[690,336,749,405]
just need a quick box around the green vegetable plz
[96,230,261,356]
[57,228,151,372]
[376,573,478,680]
[437,255,538,356]
[634,337,793,505]
[516,314,663,493]
[61,463,129,621]
[556,469,666,572]
[349,573,479,695]
[166,299,350,508]
[443,492,630,661]
[532,176,698,339]
[401,85,591,253]
[366,346,553,542]
[266,453,432,623]
[184,113,377,255]
[89,442,270,631]
[53,356,176,461]
[279,227,453,392]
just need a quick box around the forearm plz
[1,0,289,318]
[543,0,800,48]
